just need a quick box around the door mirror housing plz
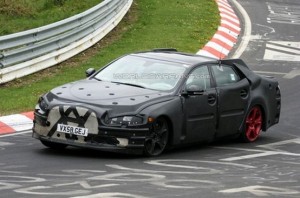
[182,84,204,96]
[86,68,96,77]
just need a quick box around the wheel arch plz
[156,115,174,147]
[255,104,267,131]
[139,97,184,146]
[240,99,268,133]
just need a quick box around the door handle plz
[240,89,248,98]
[208,94,216,104]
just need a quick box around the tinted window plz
[212,65,240,87]
[186,66,211,90]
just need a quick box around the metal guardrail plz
[0,0,133,84]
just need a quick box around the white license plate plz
[57,124,88,137]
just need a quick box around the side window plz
[186,66,211,90]
[212,65,240,87]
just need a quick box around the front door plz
[182,66,217,142]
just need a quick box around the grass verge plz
[0,0,102,36]
[0,0,219,116]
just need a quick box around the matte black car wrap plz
[33,49,281,156]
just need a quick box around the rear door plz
[211,65,250,137]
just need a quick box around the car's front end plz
[33,104,151,154]
[32,78,175,155]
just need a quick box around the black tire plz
[40,140,67,150]
[240,106,263,143]
[144,117,169,156]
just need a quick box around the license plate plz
[57,124,88,137]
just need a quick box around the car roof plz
[131,51,218,66]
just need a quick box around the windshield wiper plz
[111,81,146,89]
[92,77,102,81]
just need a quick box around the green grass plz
[0,0,220,116]
[0,0,102,35]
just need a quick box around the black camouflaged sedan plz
[33,49,281,156]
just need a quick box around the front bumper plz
[33,107,150,154]
[33,124,149,155]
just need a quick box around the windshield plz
[94,55,188,91]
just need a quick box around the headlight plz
[106,116,143,126]
[36,96,49,114]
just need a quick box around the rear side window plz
[212,65,240,87]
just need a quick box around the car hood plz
[47,79,174,117]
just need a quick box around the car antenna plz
[217,46,224,71]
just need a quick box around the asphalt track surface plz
[1,0,300,197]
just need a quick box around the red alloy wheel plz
[245,106,263,142]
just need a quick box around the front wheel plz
[144,117,169,156]
[240,106,263,142]
[40,140,67,150]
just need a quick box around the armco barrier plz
[0,0,133,84]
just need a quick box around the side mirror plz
[182,84,204,96]
[86,68,96,77]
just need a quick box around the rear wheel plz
[144,117,169,156]
[241,106,263,142]
[40,140,67,150]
